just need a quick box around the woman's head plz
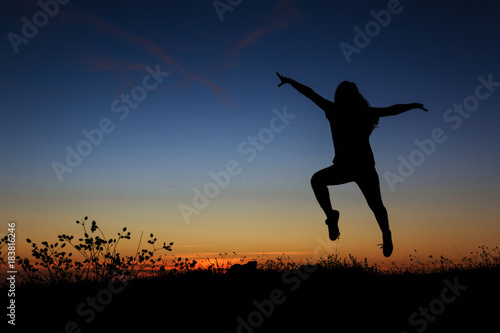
[334,81,370,110]
[334,81,377,129]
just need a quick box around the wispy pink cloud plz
[59,8,232,103]
[226,0,301,68]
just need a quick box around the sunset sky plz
[1,0,499,266]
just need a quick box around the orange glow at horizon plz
[4,172,500,272]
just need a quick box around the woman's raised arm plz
[276,72,332,111]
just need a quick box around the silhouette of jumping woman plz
[276,72,427,257]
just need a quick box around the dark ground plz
[7,266,500,333]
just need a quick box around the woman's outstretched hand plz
[414,103,428,111]
[276,72,290,87]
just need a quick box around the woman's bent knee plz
[310,172,323,188]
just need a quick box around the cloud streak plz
[225,0,301,69]
[59,8,232,102]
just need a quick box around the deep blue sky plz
[1,0,499,261]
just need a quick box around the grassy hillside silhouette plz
[2,218,499,333]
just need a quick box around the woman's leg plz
[310,165,351,219]
[356,167,393,256]
[356,168,389,231]
[311,165,352,240]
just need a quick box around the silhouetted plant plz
[200,252,235,273]
[391,246,500,274]
[260,254,299,271]
[15,217,173,284]
[171,257,198,273]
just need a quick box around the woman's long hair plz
[334,81,378,129]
